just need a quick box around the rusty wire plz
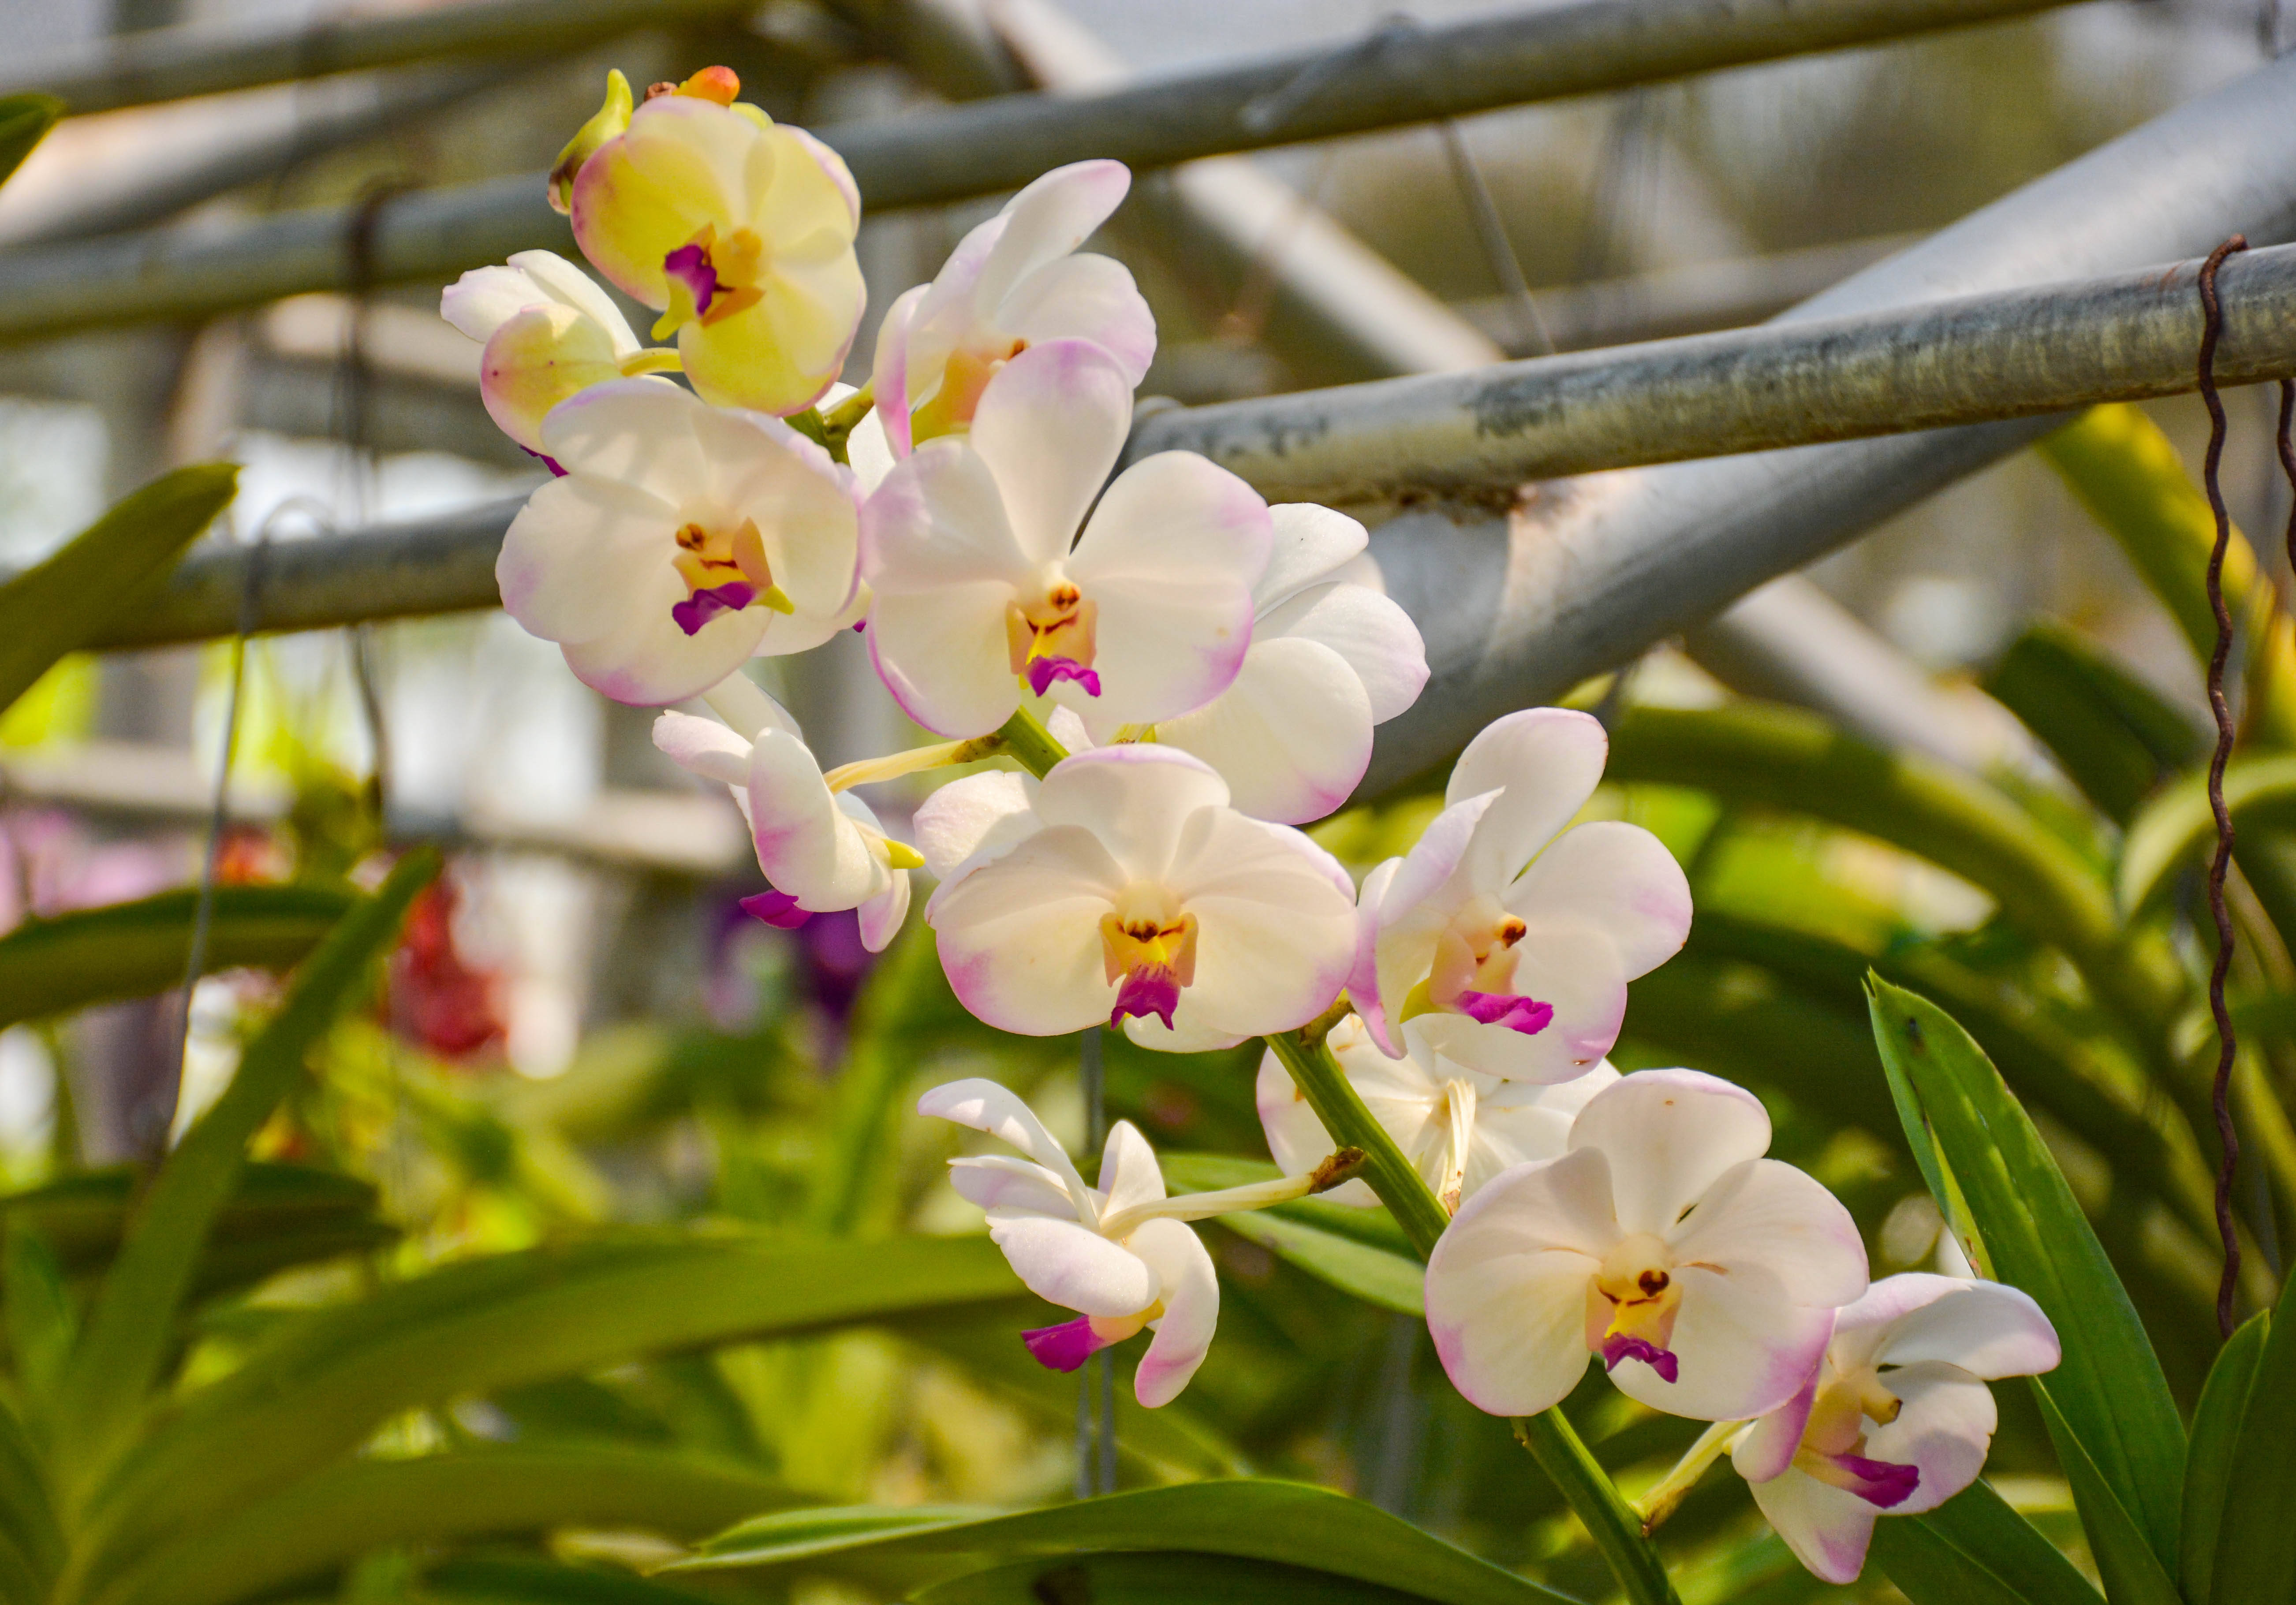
[2198,233,2248,1339]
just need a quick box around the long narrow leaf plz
[1982,621,2201,825]
[1866,979,2184,1578]
[1873,1480,2102,1605]
[51,852,436,1503]
[68,1232,1027,1602]
[672,1480,1576,1605]
[1212,1212,1423,1315]
[2180,1310,2269,1603]
[2120,755,2296,914]
[87,1444,796,1605]
[2206,1269,2296,1605]
[0,885,353,1030]
[915,1551,1437,1604]
[2032,1382,2181,1605]
[0,465,236,714]
[425,1557,728,1604]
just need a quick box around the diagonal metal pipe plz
[0,0,2088,343]
[1348,52,2296,793]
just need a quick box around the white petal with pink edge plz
[1749,1466,1879,1586]
[1505,820,1692,979]
[929,826,1129,1035]
[1127,1217,1219,1407]
[987,1213,1159,1317]
[1568,1069,1774,1237]
[968,340,1135,568]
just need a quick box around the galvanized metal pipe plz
[1354,51,2296,792]
[4,0,761,117]
[0,0,2086,343]
[1129,243,2296,505]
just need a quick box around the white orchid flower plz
[872,160,1154,456]
[1354,708,1691,1082]
[498,380,863,705]
[1258,1013,1620,1212]
[1732,1274,2061,1584]
[1425,1069,1867,1422]
[651,674,918,950]
[1078,504,1428,825]
[567,67,864,417]
[860,339,1271,739]
[922,1077,1364,1404]
[913,746,1356,1050]
[440,250,671,458]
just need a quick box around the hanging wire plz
[2197,234,2249,1338]
[1436,120,1553,357]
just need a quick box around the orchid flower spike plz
[652,674,918,950]
[1355,707,1691,1082]
[1081,504,1428,824]
[862,340,1271,739]
[567,67,865,416]
[923,1077,1362,1404]
[1733,1274,2060,1584]
[872,160,1154,456]
[913,746,1355,1050]
[440,250,668,458]
[498,380,863,704]
[1426,1070,1867,1422]
[1258,1013,1619,1213]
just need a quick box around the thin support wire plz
[2198,234,2249,1339]
[1436,120,1553,357]
[174,518,276,1086]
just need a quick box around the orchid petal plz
[1733,1364,1822,1484]
[1158,809,1357,1038]
[1063,451,1271,726]
[1098,1119,1168,1216]
[478,305,629,454]
[1446,709,1611,892]
[1032,746,1230,883]
[929,825,1128,1035]
[1613,1257,1837,1420]
[1350,856,1406,1055]
[967,339,1133,568]
[1748,1466,1879,1586]
[856,855,912,952]
[1505,820,1692,980]
[948,1154,1075,1217]
[988,1214,1157,1317]
[971,159,1133,314]
[1669,1158,1870,1308]
[1568,1069,1774,1237]
[1258,580,1429,725]
[1832,1274,2061,1380]
[498,474,678,646]
[1256,503,1369,613]
[1127,1216,1218,1408]
[1152,635,1375,824]
[869,283,928,456]
[651,710,751,789]
[1000,252,1156,384]
[1256,1043,1378,1207]
[559,591,768,704]
[1425,1147,1617,1417]
[1860,1361,1997,1516]
[1409,926,1628,1083]
[915,770,1041,887]
[918,1076,1094,1213]
[747,731,880,907]
[539,379,713,502]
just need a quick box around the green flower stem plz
[1266,1028,1680,1605]
[993,705,1072,778]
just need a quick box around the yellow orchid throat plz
[1100,897,1198,1032]
[655,223,769,341]
[911,337,1029,445]
[1584,1233,1684,1382]
[1006,578,1101,698]
[667,515,794,637]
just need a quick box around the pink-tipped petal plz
[1749,1467,1881,1586]
[1506,820,1692,981]
[1000,251,1156,384]
[918,1077,1093,1206]
[1126,1216,1218,1408]
[988,1214,1158,1318]
[1569,1069,1775,1237]
[1259,579,1429,725]
[1151,635,1375,824]
[1255,503,1370,614]
[1423,1148,1617,1418]
[1733,1364,1822,1484]
[929,826,1129,1035]
[1858,1361,2001,1516]
[971,159,1134,314]
[1833,1274,2061,1381]
[967,339,1135,567]
[1446,709,1612,891]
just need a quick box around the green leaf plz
[2032,1382,2182,1605]
[0,884,354,1030]
[2181,1309,2269,1603]
[0,1161,392,1299]
[915,1551,1444,1605]
[1212,1210,1423,1315]
[0,1396,60,1598]
[2208,1268,2296,1605]
[1873,1478,2103,1605]
[51,852,435,1504]
[1872,1479,2103,1605]
[86,1444,798,1605]
[425,1557,727,1604]
[67,1231,1028,1601]
[1983,622,2200,824]
[807,922,942,1234]
[1865,978,2184,1578]
[673,1480,1577,1605]
[2119,754,2296,914]
[4,1220,74,1409]
[0,95,60,191]
[0,465,236,715]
